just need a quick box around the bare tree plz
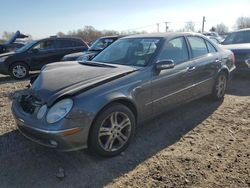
[57,32,65,37]
[215,23,229,34]
[236,16,250,29]
[56,25,148,42]
[210,27,216,32]
[60,26,117,42]
[184,21,195,32]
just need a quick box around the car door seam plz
[146,77,213,106]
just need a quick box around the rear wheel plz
[10,62,29,79]
[89,103,135,157]
[211,72,227,100]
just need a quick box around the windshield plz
[222,30,250,45]
[92,38,161,67]
[15,40,37,52]
[89,38,116,51]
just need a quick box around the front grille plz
[19,95,41,115]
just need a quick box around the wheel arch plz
[218,66,230,79]
[8,61,30,72]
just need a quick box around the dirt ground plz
[0,74,249,188]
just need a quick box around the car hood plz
[64,52,85,58]
[222,43,250,52]
[65,50,99,58]
[82,50,99,56]
[63,51,98,61]
[30,61,138,105]
[0,51,16,58]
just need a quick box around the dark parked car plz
[0,30,28,54]
[62,35,124,61]
[12,33,235,157]
[221,28,250,73]
[0,37,89,79]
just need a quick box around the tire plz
[89,103,136,157]
[9,62,29,79]
[211,72,227,100]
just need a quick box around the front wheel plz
[89,103,135,157]
[9,63,29,79]
[211,72,227,100]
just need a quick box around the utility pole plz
[165,22,169,32]
[157,23,160,32]
[202,16,206,33]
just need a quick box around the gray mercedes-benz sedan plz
[12,33,235,157]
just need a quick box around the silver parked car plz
[12,33,235,157]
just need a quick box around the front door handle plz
[186,66,196,72]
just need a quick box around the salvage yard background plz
[0,74,249,188]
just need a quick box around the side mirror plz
[155,59,175,71]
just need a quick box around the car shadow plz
[0,97,222,188]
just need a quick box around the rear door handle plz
[187,66,196,72]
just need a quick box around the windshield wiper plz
[78,61,116,68]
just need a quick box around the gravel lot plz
[0,74,249,188]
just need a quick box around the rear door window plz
[56,40,74,49]
[205,40,217,53]
[72,40,86,48]
[187,36,209,58]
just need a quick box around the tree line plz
[1,16,250,43]
[182,16,250,34]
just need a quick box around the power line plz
[125,20,206,31]
[126,23,157,31]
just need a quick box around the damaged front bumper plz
[11,93,90,152]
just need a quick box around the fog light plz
[50,140,58,147]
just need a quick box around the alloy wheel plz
[216,74,227,98]
[98,112,132,152]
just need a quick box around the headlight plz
[46,98,73,124]
[0,56,8,62]
[37,105,47,119]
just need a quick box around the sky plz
[0,0,249,39]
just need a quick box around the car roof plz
[234,28,250,32]
[122,32,205,39]
[38,36,85,42]
[99,35,127,40]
